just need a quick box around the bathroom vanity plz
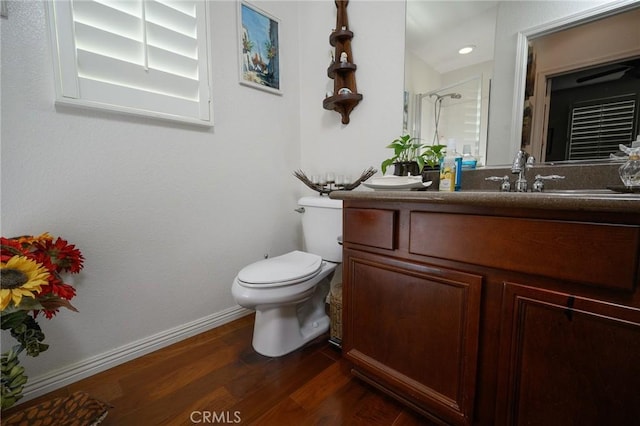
[330,190,640,425]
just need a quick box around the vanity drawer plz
[344,208,397,250]
[409,212,640,291]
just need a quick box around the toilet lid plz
[237,251,323,288]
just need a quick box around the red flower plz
[0,237,26,262]
[33,237,84,273]
[40,276,77,300]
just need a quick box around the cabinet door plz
[343,249,483,426]
[496,282,640,425]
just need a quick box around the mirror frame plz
[509,0,640,163]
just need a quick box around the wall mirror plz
[404,1,496,165]
[404,0,640,167]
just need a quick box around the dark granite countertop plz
[330,163,640,214]
[330,189,640,214]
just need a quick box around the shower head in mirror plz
[429,92,462,100]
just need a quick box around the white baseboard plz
[21,305,253,402]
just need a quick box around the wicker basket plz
[330,282,343,344]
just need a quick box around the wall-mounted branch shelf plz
[323,93,362,124]
[329,29,354,46]
[323,0,362,125]
[327,62,357,79]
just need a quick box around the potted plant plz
[1,233,85,410]
[420,144,447,170]
[419,143,446,187]
[381,135,447,176]
[380,134,424,176]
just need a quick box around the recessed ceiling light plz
[458,45,475,55]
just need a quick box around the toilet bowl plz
[232,251,337,357]
[231,196,343,357]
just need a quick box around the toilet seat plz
[237,251,323,288]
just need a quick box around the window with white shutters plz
[46,0,212,126]
[567,95,637,160]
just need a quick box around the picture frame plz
[403,90,410,134]
[237,1,281,95]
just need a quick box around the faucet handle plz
[532,174,565,192]
[485,175,511,192]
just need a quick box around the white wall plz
[1,0,303,393]
[0,0,405,400]
[298,0,406,180]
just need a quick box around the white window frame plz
[45,0,213,127]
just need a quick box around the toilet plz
[231,196,343,357]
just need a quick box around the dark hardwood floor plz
[6,314,432,425]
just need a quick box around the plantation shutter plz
[47,0,212,126]
[567,96,636,160]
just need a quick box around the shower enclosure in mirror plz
[413,76,486,165]
[404,0,496,165]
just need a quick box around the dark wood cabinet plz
[496,282,640,425]
[343,249,482,425]
[338,198,640,425]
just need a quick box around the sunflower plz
[0,256,51,311]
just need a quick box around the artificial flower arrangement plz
[0,233,84,410]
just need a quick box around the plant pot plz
[422,165,440,188]
[393,161,420,176]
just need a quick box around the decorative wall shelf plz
[329,29,354,46]
[323,0,362,125]
[327,62,357,79]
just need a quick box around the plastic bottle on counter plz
[461,145,477,170]
[439,139,462,192]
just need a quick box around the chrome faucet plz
[532,174,565,192]
[485,175,511,192]
[511,150,534,192]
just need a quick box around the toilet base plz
[252,279,330,357]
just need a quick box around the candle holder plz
[293,167,376,195]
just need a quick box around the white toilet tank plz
[298,196,343,262]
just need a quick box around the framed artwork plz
[237,1,281,95]
[403,90,410,134]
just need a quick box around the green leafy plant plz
[381,135,446,175]
[421,144,447,169]
[380,135,424,175]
